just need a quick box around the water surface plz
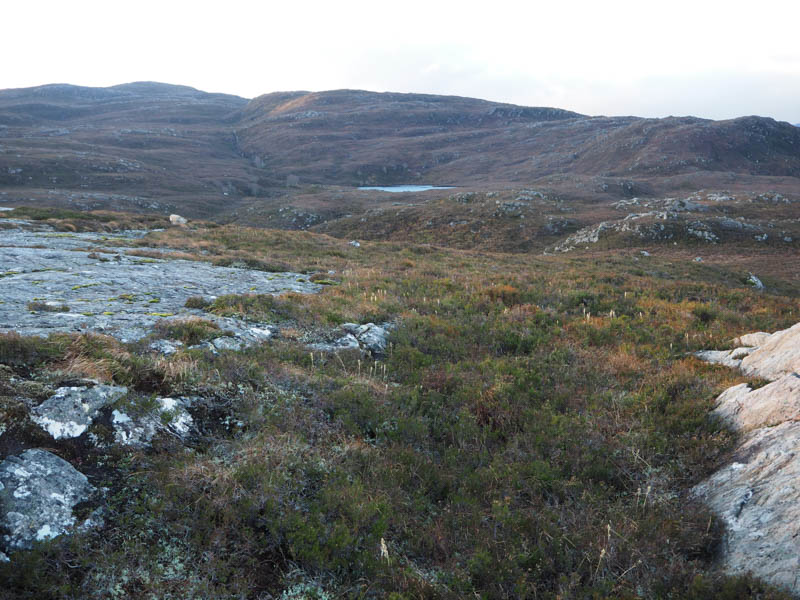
[358,185,454,193]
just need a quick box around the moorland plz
[0,82,799,599]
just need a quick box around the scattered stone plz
[747,273,765,290]
[31,385,128,440]
[169,214,187,225]
[0,449,95,551]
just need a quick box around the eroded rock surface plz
[0,226,319,343]
[694,323,800,593]
[0,449,95,551]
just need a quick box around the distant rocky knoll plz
[1,83,799,222]
[694,323,800,593]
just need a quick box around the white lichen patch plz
[30,415,88,440]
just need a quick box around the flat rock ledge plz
[0,449,95,552]
[693,322,800,593]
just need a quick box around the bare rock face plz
[693,422,800,591]
[0,449,95,551]
[712,374,800,432]
[740,322,800,381]
[694,324,800,594]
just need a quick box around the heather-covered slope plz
[1,83,799,222]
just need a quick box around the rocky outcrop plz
[0,226,320,343]
[739,322,800,380]
[693,323,800,593]
[0,449,96,552]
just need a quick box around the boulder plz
[747,273,765,290]
[211,336,243,351]
[169,214,187,225]
[341,322,391,356]
[0,449,95,551]
[309,333,360,353]
[31,385,128,440]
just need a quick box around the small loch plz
[358,185,455,193]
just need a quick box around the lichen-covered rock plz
[31,385,128,439]
[0,449,95,551]
[211,336,243,351]
[341,322,391,356]
[747,272,765,290]
[310,322,393,356]
[309,333,360,353]
[111,397,194,447]
[149,338,184,355]
[0,227,319,343]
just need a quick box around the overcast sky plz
[3,0,799,122]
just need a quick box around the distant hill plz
[237,92,800,186]
[0,82,799,218]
